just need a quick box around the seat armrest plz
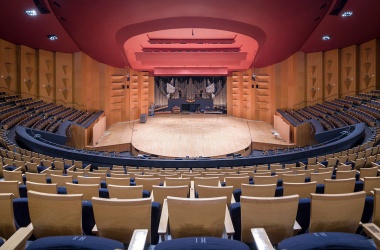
[231,194,236,204]
[84,164,91,170]
[317,162,325,168]
[92,224,99,235]
[224,205,234,239]
[299,162,306,167]
[293,220,301,234]
[189,187,195,199]
[128,229,148,250]
[40,167,52,173]
[0,227,33,250]
[363,223,380,248]
[251,228,274,250]
[158,199,169,241]
[67,165,75,171]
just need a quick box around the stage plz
[93,114,294,158]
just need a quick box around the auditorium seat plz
[231,195,299,247]
[26,181,57,194]
[2,170,23,184]
[158,196,233,241]
[25,172,47,183]
[252,191,372,250]
[282,181,317,198]
[324,178,356,194]
[0,193,20,245]
[92,197,153,245]
[193,176,220,188]
[363,177,380,195]
[252,175,278,185]
[50,174,73,187]
[65,183,100,200]
[107,184,144,199]
[241,183,276,197]
[1,191,125,249]
[335,169,358,179]
[196,185,234,204]
[152,185,189,206]
[282,173,306,183]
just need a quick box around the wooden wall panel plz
[18,45,38,99]
[340,45,359,97]
[37,49,55,102]
[55,52,73,106]
[306,52,324,106]
[323,49,339,101]
[0,39,18,94]
[359,39,377,92]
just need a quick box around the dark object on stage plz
[140,114,147,123]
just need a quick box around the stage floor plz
[94,114,293,158]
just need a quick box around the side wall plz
[0,39,378,127]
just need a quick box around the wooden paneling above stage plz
[93,114,294,158]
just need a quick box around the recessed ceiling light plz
[47,35,58,41]
[342,11,353,17]
[25,10,37,16]
[322,35,331,41]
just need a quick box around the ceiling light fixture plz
[47,35,58,41]
[322,35,331,41]
[341,11,353,17]
[25,10,37,16]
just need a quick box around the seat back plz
[26,181,57,194]
[252,175,278,185]
[335,170,357,179]
[87,172,107,181]
[53,161,65,171]
[28,190,83,238]
[152,185,189,206]
[193,177,220,188]
[282,173,306,183]
[26,162,39,173]
[167,196,227,239]
[44,169,64,177]
[196,185,233,204]
[240,195,299,244]
[25,172,47,183]
[224,176,250,190]
[77,176,101,185]
[363,177,380,195]
[0,193,17,239]
[295,169,312,178]
[309,191,366,233]
[107,185,143,199]
[336,164,352,171]
[92,197,152,244]
[241,183,276,197]
[360,167,378,179]
[324,178,356,194]
[283,181,317,198]
[3,170,23,183]
[372,188,380,226]
[106,176,130,186]
[310,171,332,184]
[134,177,161,192]
[13,160,26,173]
[164,177,191,187]
[50,174,73,187]
[0,181,20,198]
[66,182,99,200]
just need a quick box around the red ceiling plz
[0,0,379,75]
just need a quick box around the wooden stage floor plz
[94,114,293,158]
